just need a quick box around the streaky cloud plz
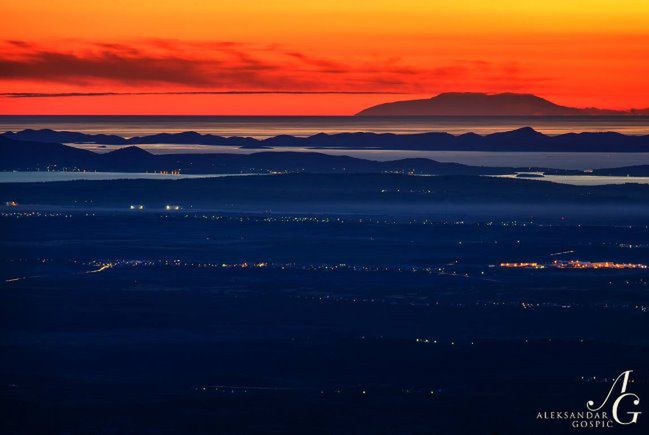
[1,91,408,99]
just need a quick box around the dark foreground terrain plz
[1,176,648,434]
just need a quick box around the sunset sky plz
[1,0,648,115]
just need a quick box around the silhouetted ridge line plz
[5,134,649,175]
[356,92,646,116]
[0,135,512,175]
[3,127,649,152]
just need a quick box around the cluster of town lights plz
[500,260,647,269]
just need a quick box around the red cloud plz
[0,39,546,95]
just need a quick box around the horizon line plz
[2,114,649,117]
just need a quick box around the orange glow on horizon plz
[1,1,648,114]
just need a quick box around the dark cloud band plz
[1,91,408,98]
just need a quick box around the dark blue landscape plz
[2,125,649,434]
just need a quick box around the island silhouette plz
[356,92,649,116]
[4,127,649,153]
[3,131,649,176]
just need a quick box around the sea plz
[2,171,649,186]
[2,115,649,170]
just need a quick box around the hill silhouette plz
[0,135,514,175]
[5,134,649,176]
[4,127,649,152]
[356,92,636,116]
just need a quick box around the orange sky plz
[1,0,648,114]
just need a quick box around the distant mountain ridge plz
[4,134,649,176]
[356,92,648,116]
[3,127,649,152]
[0,135,511,175]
